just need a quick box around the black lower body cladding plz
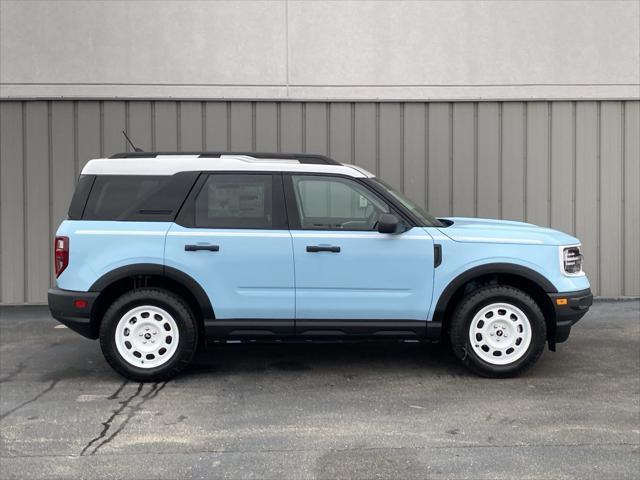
[548,288,593,343]
[48,288,100,338]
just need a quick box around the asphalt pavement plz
[1,301,638,479]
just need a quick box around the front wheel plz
[99,288,198,382]
[449,285,547,378]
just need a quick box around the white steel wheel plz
[114,305,180,369]
[468,302,532,366]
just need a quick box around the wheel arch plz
[432,263,557,340]
[88,264,214,338]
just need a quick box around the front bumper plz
[48,288,99,339]
[548,288,593,345]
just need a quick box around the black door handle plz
[185,244,220,252]
[306,245,341,253]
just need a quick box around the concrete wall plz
[1,0,639,101]
[1,99,639,304]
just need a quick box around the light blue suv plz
[48,151,592,381]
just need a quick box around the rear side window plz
[194,174,274,229]
[81,172,198,221]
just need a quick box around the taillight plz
[54,236,69,277]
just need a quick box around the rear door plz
[165,173,295,336]
[285,174,434,336]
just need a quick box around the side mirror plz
[377,213,403,234]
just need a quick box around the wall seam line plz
[99,101,104,157]
[276,102,282,152]
[498,102,503,219]
[326,103,331,156]
[572,101,577,235]
[251,102,258,152]
[226,103,231,150]
[47,101,53,291]
[301,103,306,153]
[523,102,528,223]
[400,103,405,193]
[73,101,78,177]
[176,101,182,152]
[424,103,429,212]
[621,101,626,295]
[150,102,156,150]
[349,102,356,165]
[473,102,478,217]
[375,103,380,176]
[21,102,27,303]
[201,101,206,150]
[597,101,602,295]
[449,103,453,216]
[548,102,553,227]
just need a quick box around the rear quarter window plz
[81,173,198,221]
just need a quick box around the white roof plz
[81,155,375,178]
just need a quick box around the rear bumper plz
[548,288,593,344]
[48,288,99,339]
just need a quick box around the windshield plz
[370,178,443,227]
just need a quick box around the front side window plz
[194,174,273,229]
[291,175,390,230]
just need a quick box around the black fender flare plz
[432,262,557,324]
[89,263,214,319]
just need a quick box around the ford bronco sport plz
[48,152,593,381]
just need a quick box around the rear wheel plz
[99,288,198,382]
[449,285,546,378]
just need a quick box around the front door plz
[285,174,434,336]
[165,173,295,336]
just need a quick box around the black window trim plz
[72,170,426,230]
[364,177,443,228]
[282,172,417,231]
[68,174,96,220]
[175,171,288,230]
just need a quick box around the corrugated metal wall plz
[1,100,638,304]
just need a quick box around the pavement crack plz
[107,379,129,400]
[80,383,143,456]
[81,381,169,456]
[0,379,58,421]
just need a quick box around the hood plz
[437,217,580,246]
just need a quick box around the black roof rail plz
[109,151,341,165]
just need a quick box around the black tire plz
[99,288,198,382]
[449,285,547,378]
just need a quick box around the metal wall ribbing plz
[1,100,638,304]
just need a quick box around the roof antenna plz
[122,130,144,152]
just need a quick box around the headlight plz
[560,245,584,276]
